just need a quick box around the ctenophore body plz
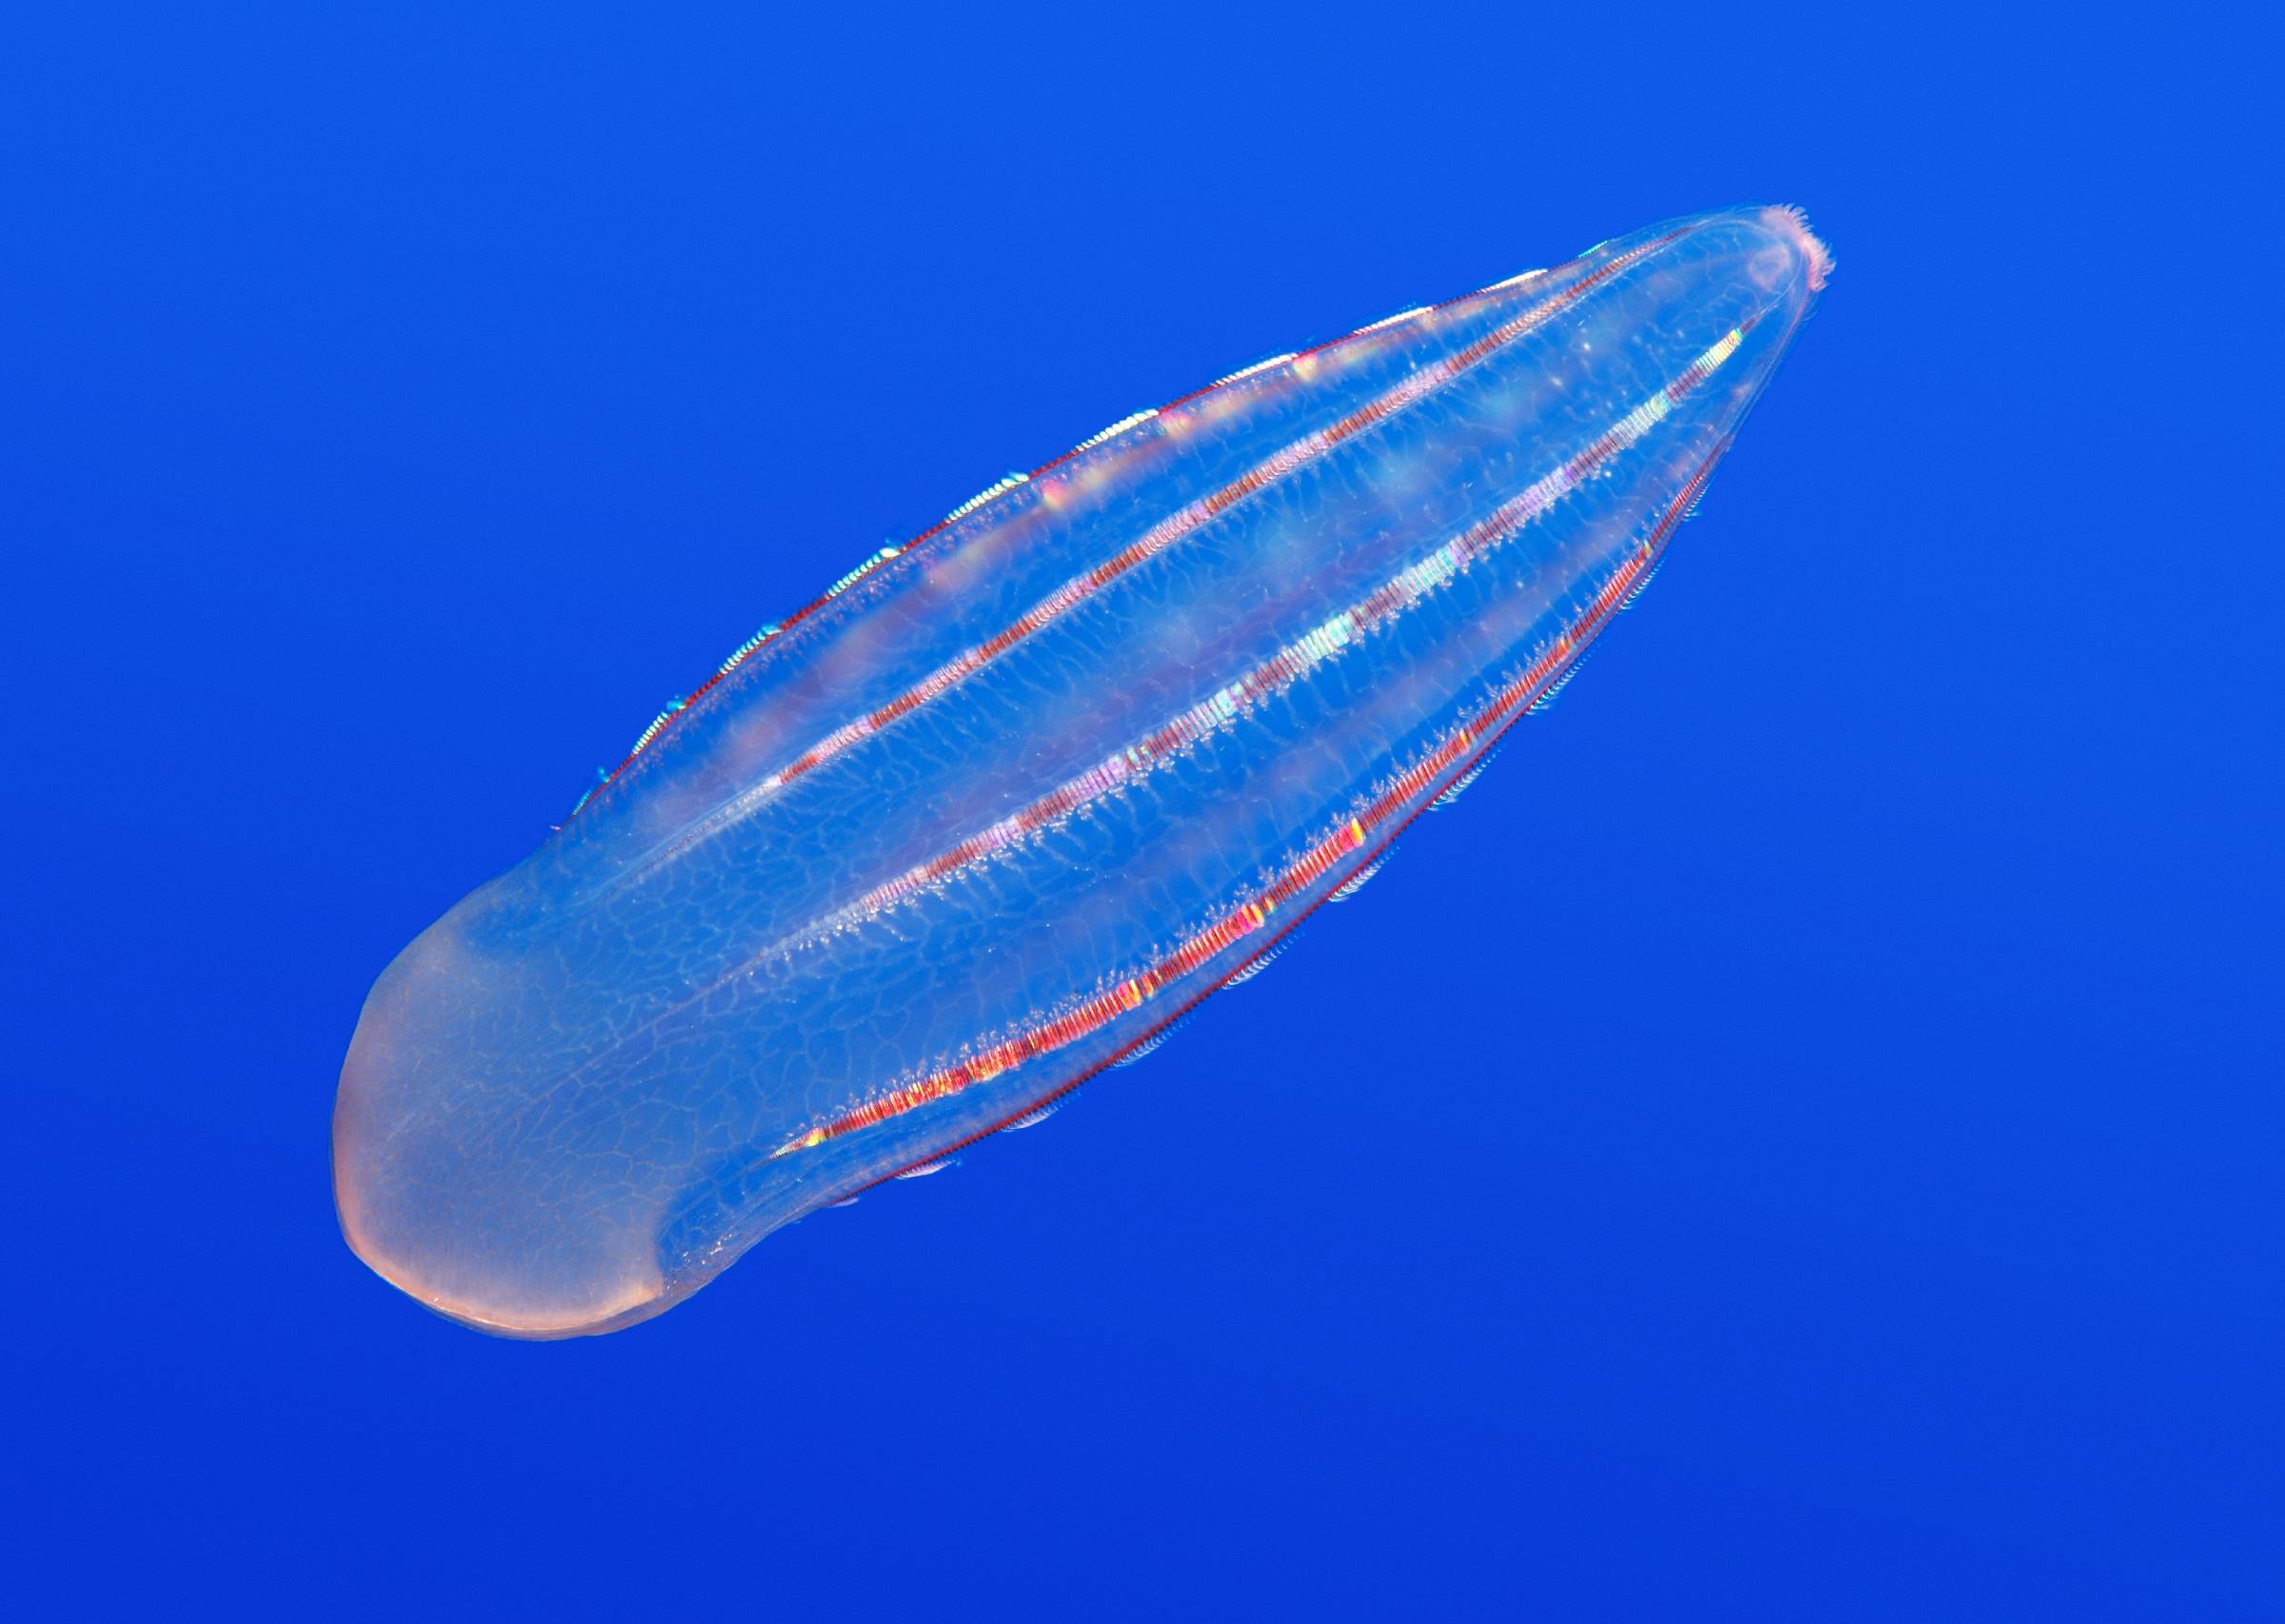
[335,204,1832,1337]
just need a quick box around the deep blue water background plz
[4,5,2275,1617]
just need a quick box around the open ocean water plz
[2,5,2274,1617]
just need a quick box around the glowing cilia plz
[334,204,1833,1337]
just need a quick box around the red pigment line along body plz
[779,407,1735,1162]
[750,325,1747,961]
[574,229,1697,822]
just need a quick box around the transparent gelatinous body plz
[334,204,1832,1337]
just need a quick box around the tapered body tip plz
[1758,204,1835,292]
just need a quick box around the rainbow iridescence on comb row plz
[334,204,1832,1337]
